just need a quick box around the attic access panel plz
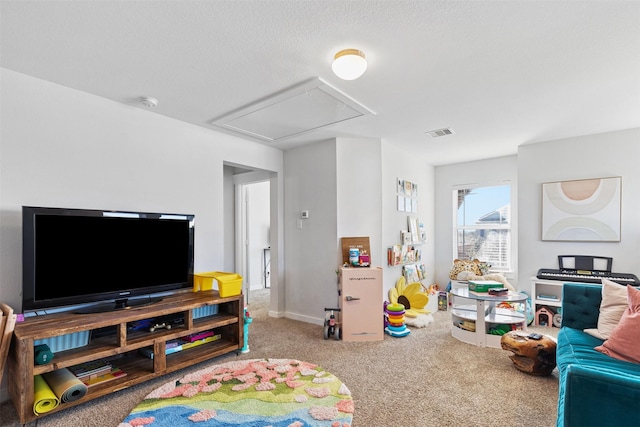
[210,78,375,142]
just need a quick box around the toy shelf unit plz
[450,283,527,348]
[8,290,243,425]
[530,277,565,327]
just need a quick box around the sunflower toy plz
[388,276,430,317]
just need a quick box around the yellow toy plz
[388,277,429,318]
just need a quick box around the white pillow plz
[584,278,628,340]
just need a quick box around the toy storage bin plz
[34,330,90,353]
[192,305,219,319]
[194,271,243,297]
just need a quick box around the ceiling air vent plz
[426,128,455,138]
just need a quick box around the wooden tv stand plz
[8,290,243,424]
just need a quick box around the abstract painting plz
[541,177,621,241]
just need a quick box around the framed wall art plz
[396,178,418,213]
[541,176,621,242]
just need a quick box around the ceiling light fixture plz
[332,49,367,80]
[138,96,158,108]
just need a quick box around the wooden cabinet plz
[339,266,383,341]
[8,290,243,424]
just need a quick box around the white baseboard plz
[285,311,324,326]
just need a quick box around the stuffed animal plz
[449,259,481,280]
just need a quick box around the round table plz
[450,285,528,348]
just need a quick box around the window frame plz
[452,182,513,274]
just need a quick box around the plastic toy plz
[488,323,511,335]
[323,307,341,340]
[149,322,171,332]
[384,302,410,337]
[241,307,252,353]
[536,306,555,327]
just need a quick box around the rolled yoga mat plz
[42,367,88,403]
[33,374,59,415]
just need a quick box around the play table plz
[450,284,528,348]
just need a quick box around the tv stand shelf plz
[8,290,243,424]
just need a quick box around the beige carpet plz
[0,289,559,426]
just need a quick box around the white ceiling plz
[2,1,639,165]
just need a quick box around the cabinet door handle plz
[346,296,360,301]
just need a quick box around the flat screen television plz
[22,206,194,314]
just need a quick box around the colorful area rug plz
[119,358,353,427]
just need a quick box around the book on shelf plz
[69,360,113,380]
[182,330,216,342]
[175,333,221,352]
[81,367,127,387]
[408,217,420,242]
[388,245,402,266]
[417,264,426,281]
[388,244,422,267]
[402,264,420,283]
[139,333,222,359]
[401,245,415,263]
[537,295,559,301]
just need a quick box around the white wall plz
[283,140,338,322]
[283,138,436,323]
[433,128,640,297]
[335,138,383,263]
[518,128,640,291]
[381,142,435,295]
[0,67,284,312]
[335,138,385,301]
[434,156,519,289]
[222,165,237,273]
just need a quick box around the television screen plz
[22,206,194,313]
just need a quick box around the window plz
[453,184,511,272]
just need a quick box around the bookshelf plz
[387,244,426,282]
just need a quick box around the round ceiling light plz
[332,49,367,80]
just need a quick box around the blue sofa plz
[556,283,640,427]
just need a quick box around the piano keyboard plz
[537,268,640,285]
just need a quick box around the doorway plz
[233,174,272,305]
[243,181,271,291]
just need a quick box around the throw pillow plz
[584,278,628,340]
[595,285,640,363]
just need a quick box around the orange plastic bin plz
[194,271,243,297]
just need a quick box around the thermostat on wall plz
[301,210,309,219]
